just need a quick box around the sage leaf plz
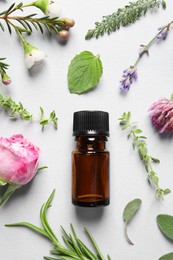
[159,253,173,260]
[68,51,103,94]
[157,214,173,241]
[123,198,142,245]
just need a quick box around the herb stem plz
[124,222,134,245]
[133,21,173,68]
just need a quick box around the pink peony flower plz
[149,97,173,133]
[0,134,40,206]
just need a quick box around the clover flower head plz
[23,40,45,69]
[34,0,62,18]
[149,96,173,133]
[120,67,137,92]
[157,26,169,40]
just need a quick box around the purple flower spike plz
[120,67,137,92]
[149,97,173,133]
[157,26,169,40]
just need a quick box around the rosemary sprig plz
[85,0,166,40]
[6,190,111,260]
[0,2,70,36]
[0,94,58,130]
[119,111,171,199]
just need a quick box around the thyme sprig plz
[6,190,111,260]
[119,112,171,199]
[0,94,58,130]
[85,0,166,40]
[0,2,69,36]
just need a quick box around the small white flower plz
[34,0,62,18]
[25,49,46,69]
[45,0,62,18]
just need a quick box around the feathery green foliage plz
[85,0,166,39]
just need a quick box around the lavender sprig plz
[119,21,173,93]
[119,111,171,199]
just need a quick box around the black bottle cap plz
[73,110,109,136]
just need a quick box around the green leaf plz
[159,252,173,260]
[151,157,160,163]
[0,178,7,186]
[0,184,18,206]
[123,198,142,224]
[68,51,103,94]
[157,215,173,240]
[123,198,142,245]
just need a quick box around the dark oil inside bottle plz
[72,136,109,207]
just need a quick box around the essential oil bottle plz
[72,110,110,207]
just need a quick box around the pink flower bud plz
[1,72,11,85]
[0,134,40,185]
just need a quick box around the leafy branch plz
[85,0,166,40]
[0,94,58,130]
[6,190,111,260]
[119,111,171,199]
[0,2,74,36]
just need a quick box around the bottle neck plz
[75,136,107,151]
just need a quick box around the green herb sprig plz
[0,94,58,130]
[85,0,166,40]
[119,112,171,199]
[0,2,69,36]
[6,190,111,260]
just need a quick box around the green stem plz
[133,20,173,67]
[124,222,134,245]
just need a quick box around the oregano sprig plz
[0,94,58,130]
[119,111,171,199]
[6,190,111,260]
[85,0,166,40]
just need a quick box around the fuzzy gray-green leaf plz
[159,252,173,260]
[157,215,173,240]
[123,198,142,223]
[68,51,103,94]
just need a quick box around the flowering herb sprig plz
[85,0,166,40]
[120,20,173,92]
[6,190,112,260]
[119,112,171,199]
[0,58,11,85]
[0,2,74,71]
[0,94,58,130]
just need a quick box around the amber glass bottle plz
[72,110,110,207]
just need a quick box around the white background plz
[1,0,173,259]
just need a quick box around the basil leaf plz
[157,214,173,240]
[123,198,142,223]
[123,198,142,245]
[159,253,173,260]
[68,51,103,94]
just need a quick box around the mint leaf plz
[159,253,173,260]
[157,214,173,240]
[68,51,103,94]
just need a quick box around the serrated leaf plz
[123,198,142,223]
[159,252,173,260]
[68,51,103,94]
[157,215,173,240]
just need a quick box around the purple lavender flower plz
[149,97,173,133]
[157,26,169,40]
[120,67,137,92]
